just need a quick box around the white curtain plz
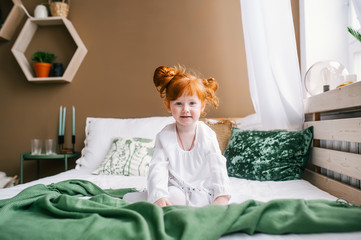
[352,0,361,20]
[240,0,304,130]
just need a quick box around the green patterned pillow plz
[224,127,313,181]
[93,137,154,176]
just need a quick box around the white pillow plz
[76,116,175,170]
[234,113,263,130]
[92,137,154,176]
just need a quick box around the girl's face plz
[165,92,205,128]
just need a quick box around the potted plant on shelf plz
[31,51,57,78]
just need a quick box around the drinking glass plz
[45,139,56,155]
[31,139,42,155]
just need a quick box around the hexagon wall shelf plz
[11,17,87,83]
[0,0,25,41]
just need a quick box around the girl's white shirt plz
[147,121,231,206]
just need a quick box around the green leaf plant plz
[347,27,361,43]
[31,51,57,63]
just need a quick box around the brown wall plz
[0,0,298,182]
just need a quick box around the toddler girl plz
[147,65,230,207]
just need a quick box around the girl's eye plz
[175,102,182,106]
[190,102,196,105]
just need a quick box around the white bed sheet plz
[0,168,336,202]
[0,168,360,240]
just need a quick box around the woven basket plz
[49,0,70,18]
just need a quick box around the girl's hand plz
[212,195,229,205]
[154,197,172,207]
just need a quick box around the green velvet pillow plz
[224,127,313,181]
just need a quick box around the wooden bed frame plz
[303,80,361,205]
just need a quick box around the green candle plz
[72,106,75,136]
[62,107,66,135]
[59,106,63,136]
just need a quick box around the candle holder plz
[58,105,76,154]
[58,135,75,154]
[58,135,64,152]
[72,135,75,152]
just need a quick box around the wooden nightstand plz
[20,152,81,184]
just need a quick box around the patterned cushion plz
[93,137,154,176]
[224,127,313,181]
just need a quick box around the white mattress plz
[0,168,360,240]
[0,168,336,202]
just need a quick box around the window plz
[349,0,361,78]
[300,0,360,94]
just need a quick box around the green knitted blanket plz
[0,179,360,240]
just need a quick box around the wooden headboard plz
[303,81,361,205]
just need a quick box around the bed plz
[1,82,361,239]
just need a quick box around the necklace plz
[176,126,196,151]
